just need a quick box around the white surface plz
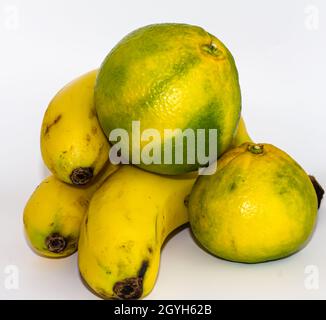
[0,0,325,299]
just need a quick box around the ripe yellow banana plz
[41,70,110,185]
[78,166,196,299]
[23,162,119,258]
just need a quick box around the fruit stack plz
[23,23,324,299]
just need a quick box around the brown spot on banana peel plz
[44,114,62,136]
[88,108,97,119]
[309,175,324,208]
[113,261,149,300]
[45,233,67,253]
[91,126,98,135]
[184,194,190,207]
[70,167,94,185]
[77,196,89,209]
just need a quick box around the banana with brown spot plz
[23,162,119,258]
[41,70,110,185]
[78,165,196,299]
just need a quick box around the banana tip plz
[70,167,94,185]
[113,277,143,299]
[45,233,67,253]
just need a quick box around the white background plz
[0,0,325,299]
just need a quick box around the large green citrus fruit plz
[95,23,241,174]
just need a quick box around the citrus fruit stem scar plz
[248,144,264,154]
[201,42,221,57]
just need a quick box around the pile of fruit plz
[23,23,324,299]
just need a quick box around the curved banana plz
[78,166,196,299]
[41,70,110,185]
[23,162,119,258]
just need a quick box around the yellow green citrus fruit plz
[189,143,318,263]
[95,23,241,174]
